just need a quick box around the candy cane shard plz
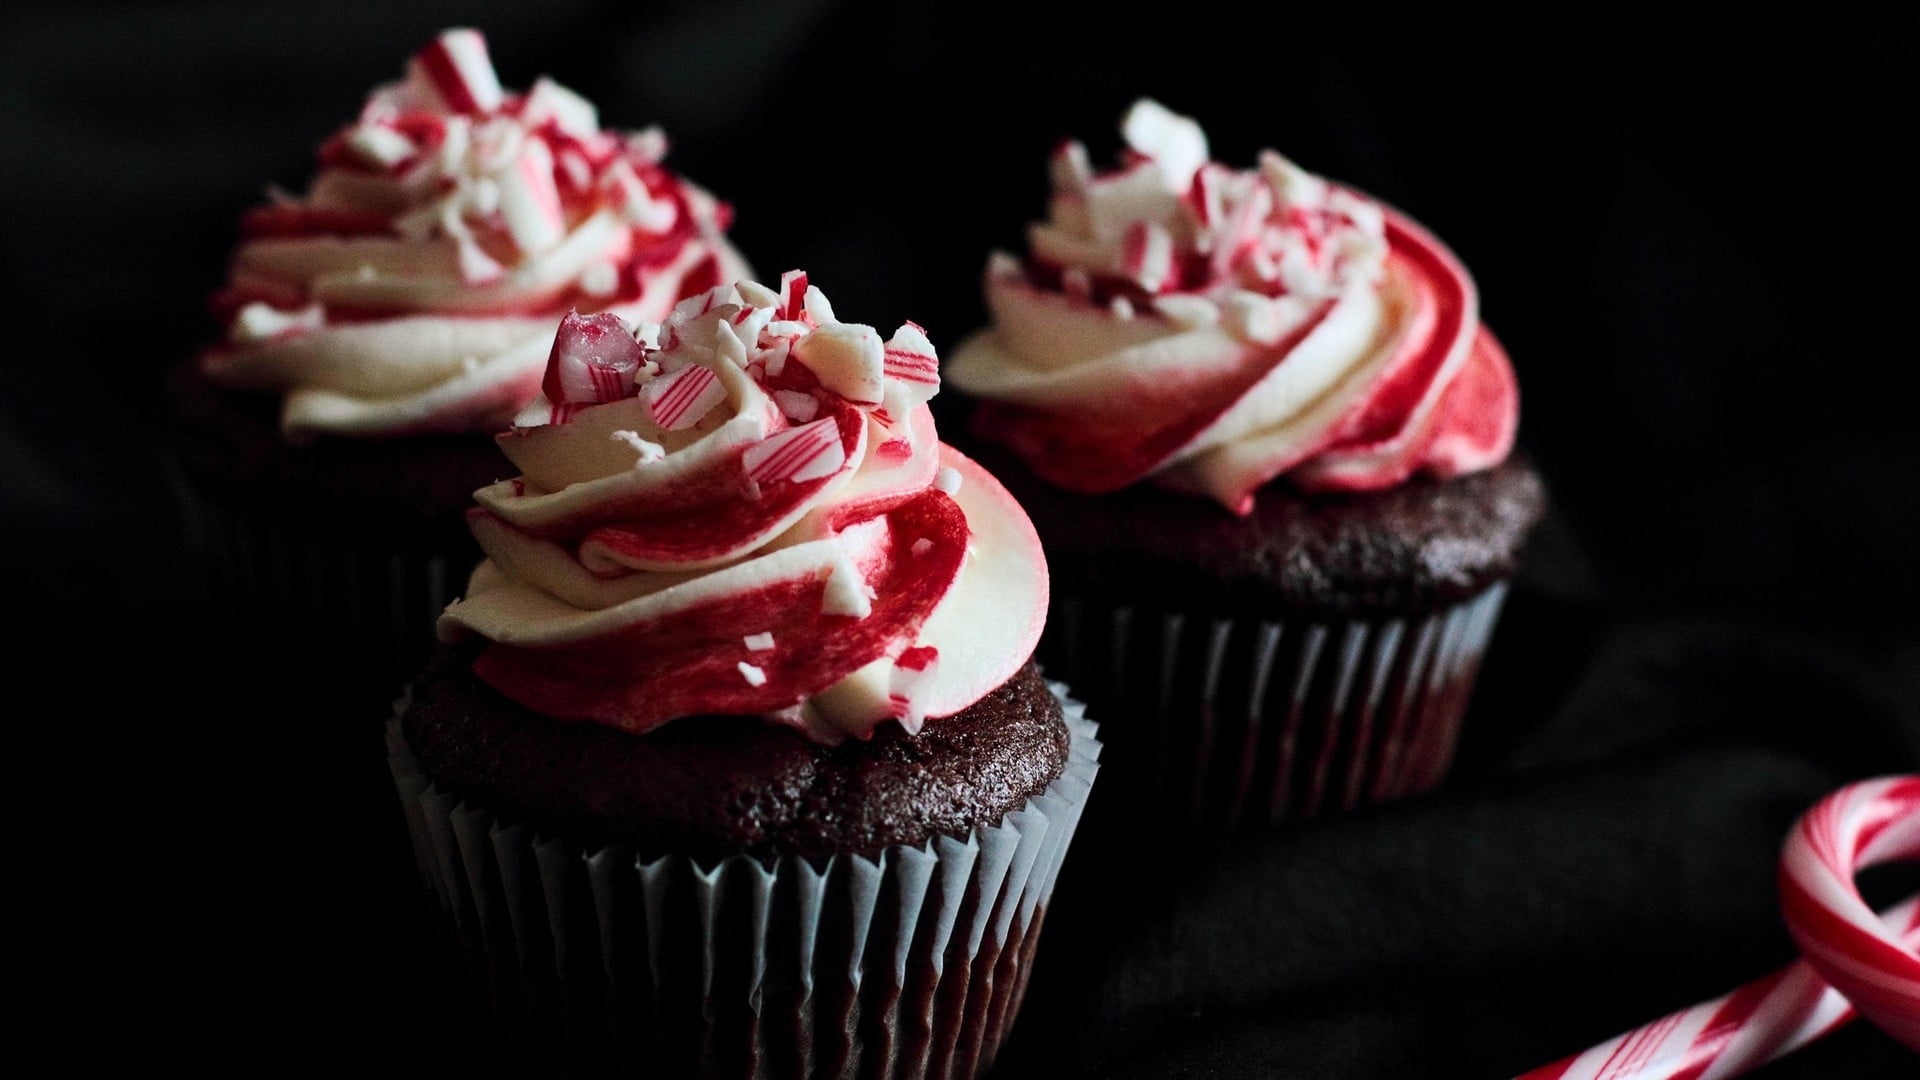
[888,645,940,733]
[521,77,598,137]
[1121,98,1209,194]
[542,310,645,410]
[497,136,566,256]
[643,363,725,431]
[412,29,504,115]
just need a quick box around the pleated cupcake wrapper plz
[1042,581,1508,826]
[169,468,466,663]
[386,685,1100,1079]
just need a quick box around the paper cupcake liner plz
[386,685,1101,1079]
[1041,581,1508,825]
[169,470,469,667]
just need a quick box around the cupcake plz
[387,275,1099,1076]
[167,29,749,668]
[945,100,1543,825]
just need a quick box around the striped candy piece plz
[543,311,644,414]
[644,364,724,432]
[413,29,504,115]
[1518,775,1920,1080]
[742,416,845,488]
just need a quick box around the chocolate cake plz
[402,649,1070,861]
[971,439,1547,618]
[167,358,504,546]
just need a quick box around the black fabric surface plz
[6,3,1917,1076]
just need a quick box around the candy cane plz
[1518,775,1920,1080]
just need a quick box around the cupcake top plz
[200,29,748,442]
[945,100,1518,515]
[438,274,1049,745]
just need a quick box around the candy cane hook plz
[1517,775,1920,1080]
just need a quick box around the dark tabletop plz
[6,3,1917,1076]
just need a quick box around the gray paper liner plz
[169,468,468,662]
[386,685,1100,1079]
[1042,582,1507,825]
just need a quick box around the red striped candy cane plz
[1518,775,1920,1080]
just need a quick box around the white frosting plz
[945,100,1479,511]
[440,280,1045,743]
[201,31,749,441]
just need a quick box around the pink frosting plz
[199,29,749,441]
[438,276,1049,744]
[944,100,1517,515]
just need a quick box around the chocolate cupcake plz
[945,100,1543,825]
[388,276,1099,1076]
[167,29,749,672]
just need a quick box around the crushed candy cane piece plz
[346,125,416,170]
[743,417,845,487]
[544,311,645,405]
[773,390,820,422]
[934,467,962,495]
[644,363,725,431]
[521,77,598,137]
[779,270,809,321]
[744,632,775,651]
[413,29,504,115]
[497,137,565,255]
[737,661,767,687]
[888,645,941,733]
[910,538,934,557]
[802,284,837,325]
[1122,98,1209,193]
[820,558,872,618]
[795,323,885,405]
[735,279,779,309]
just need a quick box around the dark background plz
[6,2,1918,1076]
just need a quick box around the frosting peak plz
[201,29,748,441]
[440,278,1048,744]
[946,100,1517,514]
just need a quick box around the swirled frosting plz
[200,29,749,441]
[438,275,1049,744]
[945,100,1517,515]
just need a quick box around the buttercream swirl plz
[200,29,748,441]
[945,100,1518,515]
[438,275,1049,744]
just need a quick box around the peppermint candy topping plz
[1017,99,1386,318]
[743,417,846,487]
[543,311,645,410]
[644,363,724,431]
[412,29,504,115]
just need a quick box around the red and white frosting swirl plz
[200,29,749,441]
[945,100,1518,515]
[438,275,1049,744]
